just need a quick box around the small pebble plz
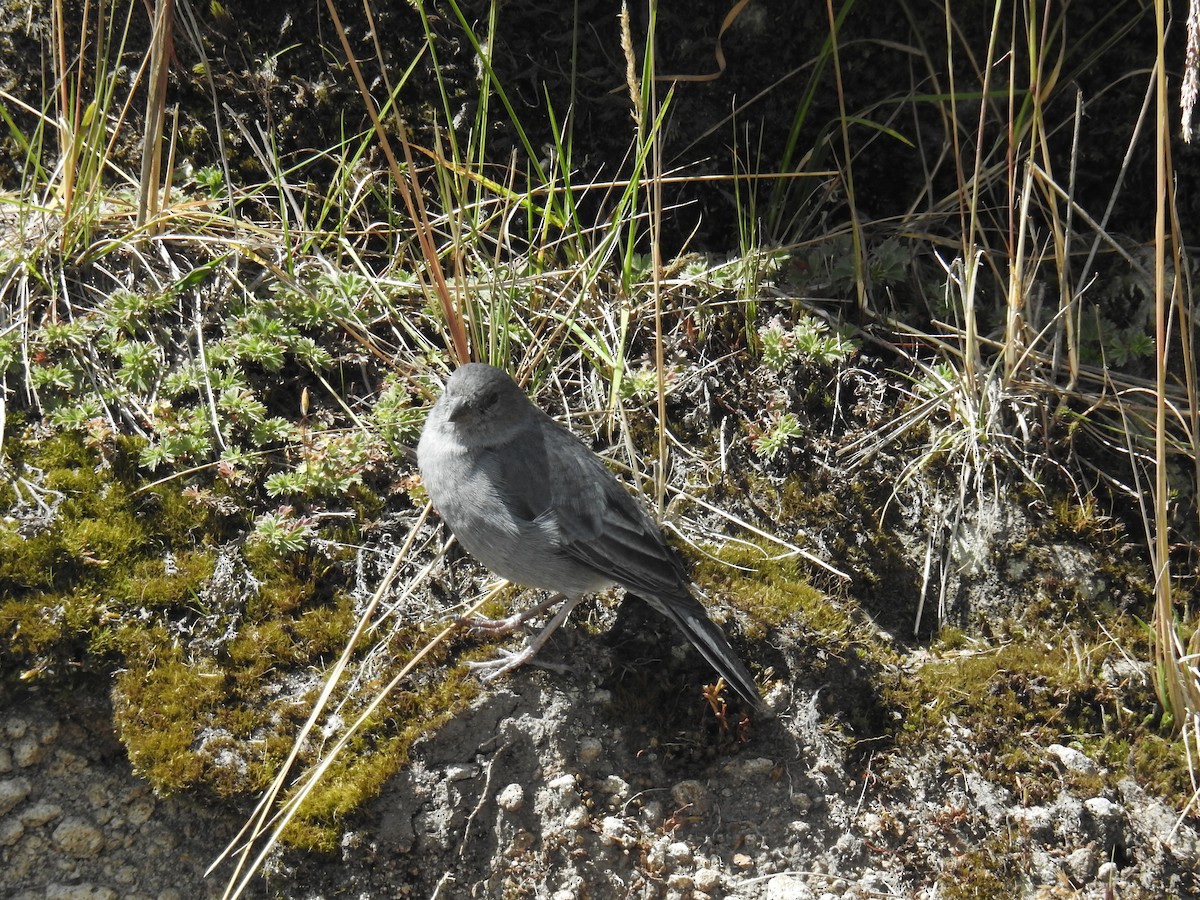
[1047,743,1099,775]
[729,757,775,779]
[765,874,813,899]
[548,773,576,796]
[21,801,64,828]
[0,777,32,816]
[1084,796,1123,824]
[45,884,117,900]
[667,872,694,891]
[602,775,630,802]
[496,783,524,813]
[666,841,693,866]
[0,818,25,846]
[12,738,43,769]
[1065,846,1098,883]
[577,737,603,765]
[599,816,631,846]
[671,780,710,815]
[563,805,589,830]
[52,817,105,859]
[694,868,721,892]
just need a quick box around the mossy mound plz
[0,428,479,849]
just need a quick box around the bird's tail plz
[648,593,763,711]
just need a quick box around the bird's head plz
[432,363,533,447]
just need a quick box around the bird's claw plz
[465,646,533,681]
[456,613,527,635]
[466,644,576,681]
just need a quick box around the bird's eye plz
[478,390,498,410]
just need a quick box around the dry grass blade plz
[211,503,502,900]
[1150,0,1200,744]
[320,0,468,365]
[135,0,173,232]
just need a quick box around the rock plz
[445,763,476,782]
[562,805,589,830]
[790,792,813,812]
[1047,743,1099,775]
[599,815,632,847]
[1083,796,1122,822]
[51,817,105,858]
[20,800,63,827]
[1064,846,1098,883]
[547,773,577,800]
[728,756,775,779]
[1118,778,1200,860]
[44,885,117,900]
[666,840,693,866]
[577,737,603,764]
[694,867,721,892]
[496,783,524,813]
[601,775,630,802]
[0,777,32,816]
[671,780,710,815]
[11,737,43,769]
[765,873,814,898]
[646,838,670,874]
[1010,805,1054,841]
[0,817,25,846]
[667,871,694,892]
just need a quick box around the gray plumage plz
[417,362,761,709]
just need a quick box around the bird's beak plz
[446,397,470,422]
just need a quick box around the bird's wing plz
[488,413,762,709]
[540,419,691,598]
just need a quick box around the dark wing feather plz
[542,418,762,709]
[488,409,761,709]
[542,421,690,595]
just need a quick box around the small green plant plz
[371,375,425,449]
[250,507,317,554]
[193,165,225,199]
[759,314,856,372]
[752,411,804,460]
[263,431,375,498]
[617,361,680,402]
[1078,311,1155,367]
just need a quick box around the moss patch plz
[884,623,1192,807]
[0,428,480,850]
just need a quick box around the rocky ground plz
[3,3,1199,899]
[4,594,1198,899]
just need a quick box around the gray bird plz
[417,362,761,709]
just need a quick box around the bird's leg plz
[457,591,568,634]
[466,595,585,680]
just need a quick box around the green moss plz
[119,551,215,609]
[278,661,481,851]
[936,834,1021,898]
[112,630,230,791]
[886,623,1194,807]
[0,428,484,846]
[694,541,833,634]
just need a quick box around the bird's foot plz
[463,595,584,683]
[465,645,535,681]
[456,592,568,635]
[466,644,574,681]
[457,612,530,635]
